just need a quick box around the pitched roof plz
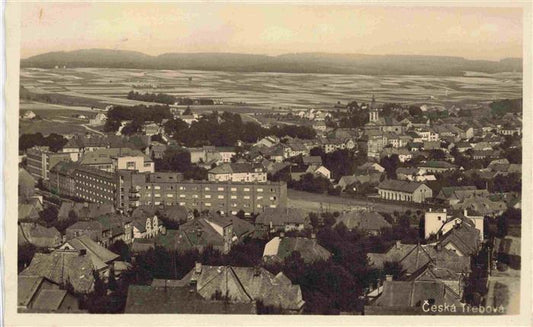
[124,284,256,314]
[438,222,480,256]
[263,236,332,263]
[377,180,426,193]
[180,265,305,311]
[80,147,152,166]
[20,250,95,294]
[18,223,62,248]
[57,202,115,221]
[62,235,119,269]
[255,208,307,226]
[372,279,462,308]
[334,210,391,232]
[209,163,263,174]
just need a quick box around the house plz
[18,223,62,249]
[255,136,280,148]
[313,121,327,132]
[179,263,305,313]
[418,161,457,174]
[302,156,323,166]
[57,202,115,221]
[18,276,82,313]
[147,142,167,160]
[451,196,506,217]
[132,215,163,239]
[367,241,471,278]
[20,249,97,294]
[337,175,358,191]
[263,235,331,263]
[132,204,190,225]
[306,165,331,179]
[364,276,463,315]
[333,210,391,235]
[208,163,267,183]
[356,162,385,174]
[96,214,134,246]
[65,220,103,243]
[165,215,234,254]
[59,235,120,280]
[124,281,256,314]
[437,221,481,257]
[143,122,162,136]
[255,208,309,236]
[436,186,488,205]
[89,112,107,126]
[377,180,433,203]
[380,147,413,163]
[80,147,154,173]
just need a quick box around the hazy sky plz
[21,3,523,60]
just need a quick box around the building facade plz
[26,146,75,181]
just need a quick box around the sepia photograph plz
[3,1,532,325]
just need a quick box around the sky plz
[20,3,523,61]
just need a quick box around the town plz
[17,89,521,315]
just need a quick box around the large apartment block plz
[119,170,286,216]
[26,146,76,181]
[50,162,118,204]
[49,163,287,216]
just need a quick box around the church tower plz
[369,95,379,123]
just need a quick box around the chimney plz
[385,275,393,282]
[443,208,446,213]
[195,262,202,274]
[79,249,87,256]
[311,233,316,239]
[280,232,285,238]
[436,243,442,251]
[463,209,468,216]
[395,240,401,249]
[253,266,261,277]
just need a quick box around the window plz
[192,194,199,199]
[205,187,210,191]
[205,194,211,199]
[167,194,174,198]
[244,188,250,192]
[231,195,237,199]
[244,195,250,200]
[218,195,224,199]
[257,196,263,200]
[179,186,185,190]
[205,202,211,207]
[231,187,237,192]
[154,186,161,190]
[180,194,186,198]
[217,187,224,191]
[257,188,263,192]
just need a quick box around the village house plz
[18,223,62,249]
[417,161,457,174]
[124,280,256,314]
[18,276,82,313]
[377,180,433,203]
[57,202,115,221]
[333,210,391,235]
[88,112,107,126]
[179,263,305,313]
[263,235,331,263]
[79,147,154,173]
[255,207,309,236]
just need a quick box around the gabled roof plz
[255,208,307,226]
[19,223,62,248]
[438,222,480,256]
[377,180,426,193]
[80,147,152,166]
[180,265,305,311]
[263,236,331,263]
[334,210,391,232]
[62,235,119,269]
[20,250,95,294]
[209,163,263,174]
[58,202,115,221]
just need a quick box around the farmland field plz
[20,68,522,113]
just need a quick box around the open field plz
[20,68,522,113]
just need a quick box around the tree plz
[380,155,400,179]
[39,206,58,225]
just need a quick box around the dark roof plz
[20,250,95,294]
[255,208,307,226]
[438,222,480,256]
[18,223,62,248]
[124,284,256,314]
[377,180,426,193]
[58,202,115,221]
[334,210,391,232]
[63,235,119,269]
[180,265,305,311]
[263,236,331,263]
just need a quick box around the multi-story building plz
[80,148,154,173]
[377,179,433,203]
[207,163,267,183]
[26,146,76,181]
[49,162,117,204]
[50,162,286,217]
[119,170,286,216]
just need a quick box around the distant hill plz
[21,49,522,76]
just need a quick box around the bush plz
[497,262,509,272]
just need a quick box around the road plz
[287,189,427,214]
[485,268,521,314]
